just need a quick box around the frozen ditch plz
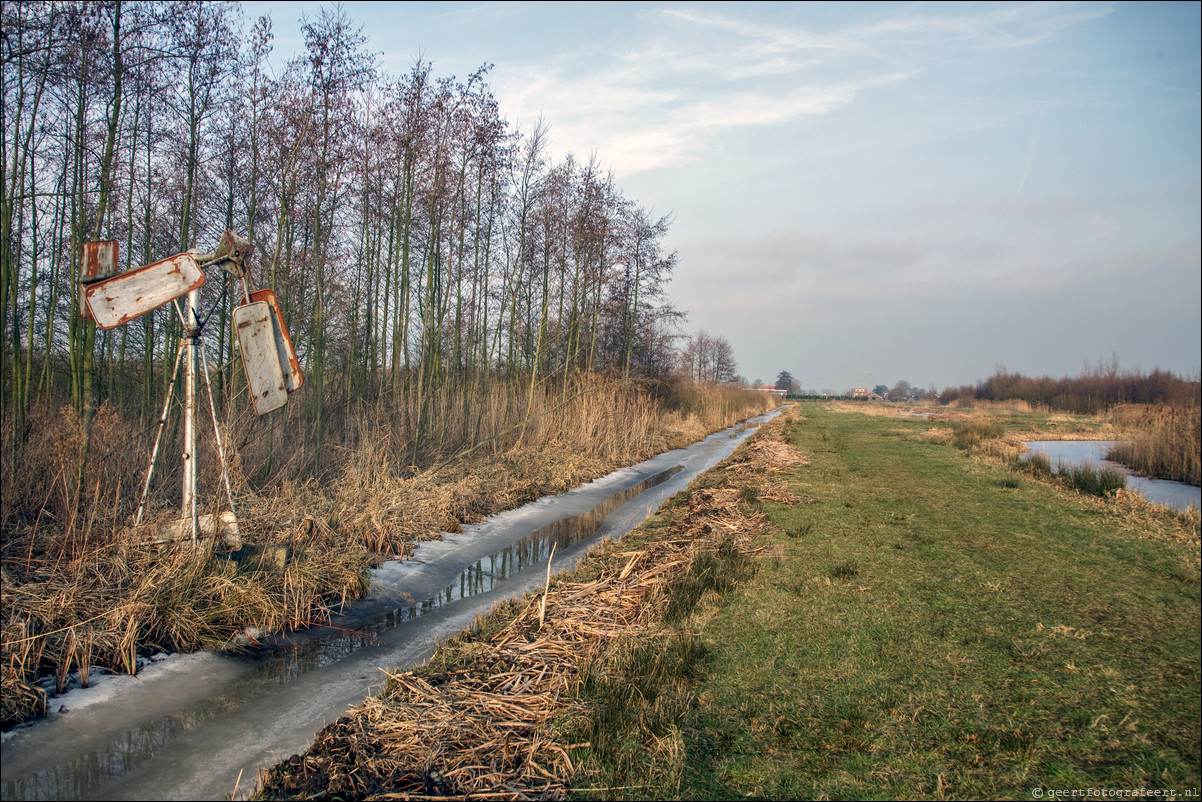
[0,407,783,801]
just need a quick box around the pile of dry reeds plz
[254,410,805,801]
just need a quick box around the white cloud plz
[875,2,1112,49]
[494,2,1110,176]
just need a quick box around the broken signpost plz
[78,229,301,546]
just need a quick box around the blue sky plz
[243,1,1201,392]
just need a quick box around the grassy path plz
[664,404,1200,800]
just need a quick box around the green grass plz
[566,538,758,799]
[566,405,1201,800]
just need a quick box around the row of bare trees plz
[939,362,1200,414]
[2,1,697,475]
[678,330,738,386]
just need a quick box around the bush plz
[1021,453,1052,476]
[951,420,1005,451]
[1055,462,1127,498]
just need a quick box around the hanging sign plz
[79,241,120,320]
[233,301,288,416]
[249,288,304,393]
[83,252,205,330]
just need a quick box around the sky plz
[241,0,1201,393]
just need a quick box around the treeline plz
[1,1,701,477]
[938,363,1200,414]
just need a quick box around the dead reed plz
[2,379,775,729]
[0,527,370,726]
[1109,403,1201,486]
[949,397,1048,413]
[253,409,805,800]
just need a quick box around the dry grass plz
[0,527,370,727]
[827,401,971,421]
[1,378,775,729]
[947,397,1049,413]
[252,410,804,800]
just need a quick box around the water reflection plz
[261,465,683,676]
[2,687,249,801]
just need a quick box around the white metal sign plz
[233,301,288,416]
[84,252,206,330]
[250,289,304,393]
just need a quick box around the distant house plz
[757,386,788,396]
[851,388,882,400]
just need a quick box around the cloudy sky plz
[245,1,1200,393]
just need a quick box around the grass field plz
[567,403,1200,800]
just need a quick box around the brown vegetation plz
[930,364,1200,487]
[939,363,1199,414]
[0,378,773,728]
[2,1,776,732]
[1,2,699,485]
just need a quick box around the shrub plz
[1021,453,1052,476]
[951,420,1005,451]
[1055,462,1126,498]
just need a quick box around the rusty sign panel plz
[83,253,205,330]
[233,301,288,416]
[79,241,119,320]
[250,288,304,393]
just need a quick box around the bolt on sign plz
[249,288,304,394]
[83,252,206,330]
[233,301,288,416]
[78,240,120,319]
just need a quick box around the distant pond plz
[1023,441,1200,513]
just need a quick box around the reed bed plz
[1054,461,1127,497]
[1,528,370,727]
[254,410,804,800]
[948,397,1049,413]
[2,379,775,729]
[1109,403,1201,486]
